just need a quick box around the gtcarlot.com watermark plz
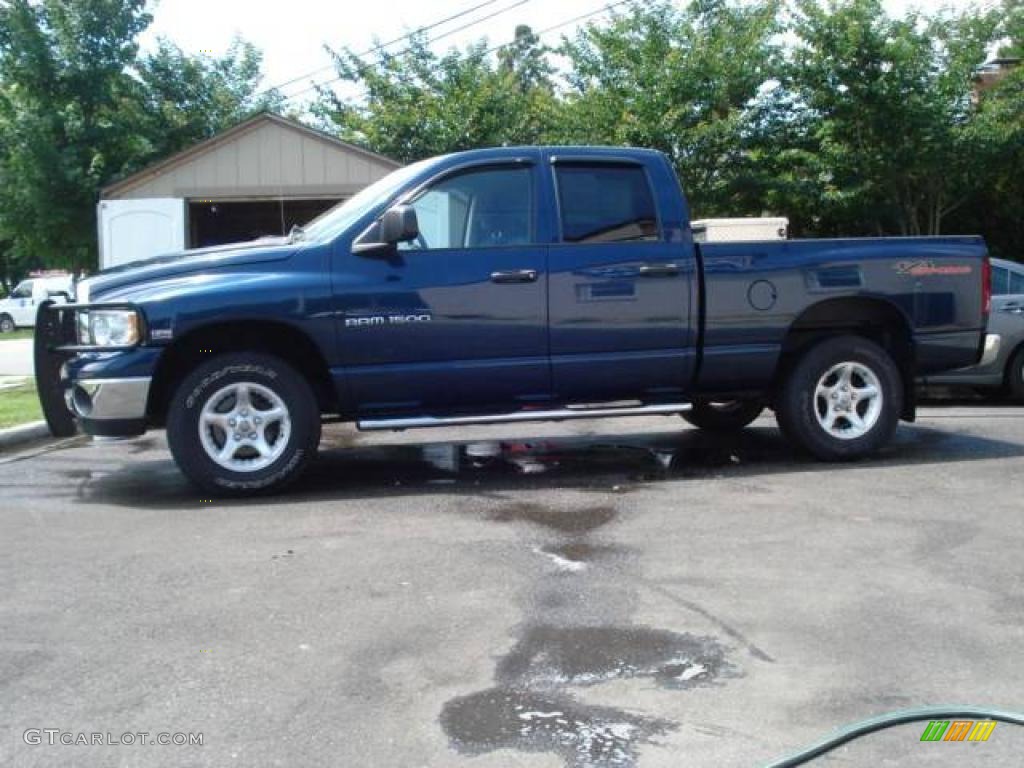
[24,729,203,747]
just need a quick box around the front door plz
[546,160,694,402]
[336,161,551,415]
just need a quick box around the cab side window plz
[401,166,533,250]
[555,164,659,243]
[10,281,34,299]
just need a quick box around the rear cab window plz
[554,163,659,243]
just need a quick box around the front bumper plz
[64,377,151,437]
[34,300,154,438]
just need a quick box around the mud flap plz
[33,300,77,437]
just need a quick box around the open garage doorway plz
[187,198,341,248]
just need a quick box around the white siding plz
[108,119,398,200]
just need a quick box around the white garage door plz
[97,198,185,269]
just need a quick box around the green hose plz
[764,706,1024,767]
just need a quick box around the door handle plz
[491,269,538,284]
[1000,303,1023,314]
[638,263,680,277]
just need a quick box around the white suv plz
[0,275,73,333]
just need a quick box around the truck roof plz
[431,145,669,163]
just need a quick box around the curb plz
[0,421,52,452]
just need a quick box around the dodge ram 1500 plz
[35,146,992,494]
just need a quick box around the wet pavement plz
[1,406,1023,766]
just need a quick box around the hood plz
[81,238,297,302]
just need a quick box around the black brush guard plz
[34,300,78,437]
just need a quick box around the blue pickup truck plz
[36,146,992,494]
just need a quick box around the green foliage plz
[135,38,285,163]
[1,0,1022,276]
[310,30,559,163]
[0,0,152,274]
[779,0,1000,236]
[313,0,1021,257]
[0,1,280,276]
[555,0,783,216]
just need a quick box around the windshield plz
[300,157,436,243]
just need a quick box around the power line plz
[258,0,507,97]
[283,0,533,102]
[483,0,634,56]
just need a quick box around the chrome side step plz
[356,402,692,431]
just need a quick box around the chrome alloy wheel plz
[813,361,883,440]
[198,382,292,472]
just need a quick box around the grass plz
[0,328,35,341]
[0,381,43,429]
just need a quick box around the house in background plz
[972,57,1021,104]
[98,112,401,269]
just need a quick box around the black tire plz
[1006,346,1024,402]
[776,335,902,461]
[166,353,321,495]
[683,400,764,431]
[0,314,14,333]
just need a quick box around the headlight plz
[77,309,141,347]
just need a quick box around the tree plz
[555,0,783,217]
[778,0,999,237]
[134,38,285,164]
[311,28,559,163]
[949,0,1024,259]
[498,24,554,92]
[0,0,153,274]
[0,1,281,275]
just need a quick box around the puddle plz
[489,504,617,534]
[441,687,674,768]
[496,624,730,690]
[536,541,623,572]
[543,541,619,564]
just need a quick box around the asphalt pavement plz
[1,407,1022,767]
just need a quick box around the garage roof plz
[102,112,402,200]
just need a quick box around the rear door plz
[546,156,695,402]
[337,159,552,414]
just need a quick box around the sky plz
[140,0,995,105]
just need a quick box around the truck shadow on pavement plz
[53,417,1024,510]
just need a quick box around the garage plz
[97,112,401,269]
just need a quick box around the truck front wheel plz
[166,353,321,495]
[0,314,14,333]
[776,335,902,461]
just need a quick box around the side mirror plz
[380,205,419,244]
[353,205,419,256]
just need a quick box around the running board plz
[356,402,692,431]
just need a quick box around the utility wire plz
[283,0,532,102]
[259,0,507,97]
[483,0,634,56]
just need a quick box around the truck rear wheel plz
[683,400,764,431]
[776,335,902,461]
[166,353,321,495]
